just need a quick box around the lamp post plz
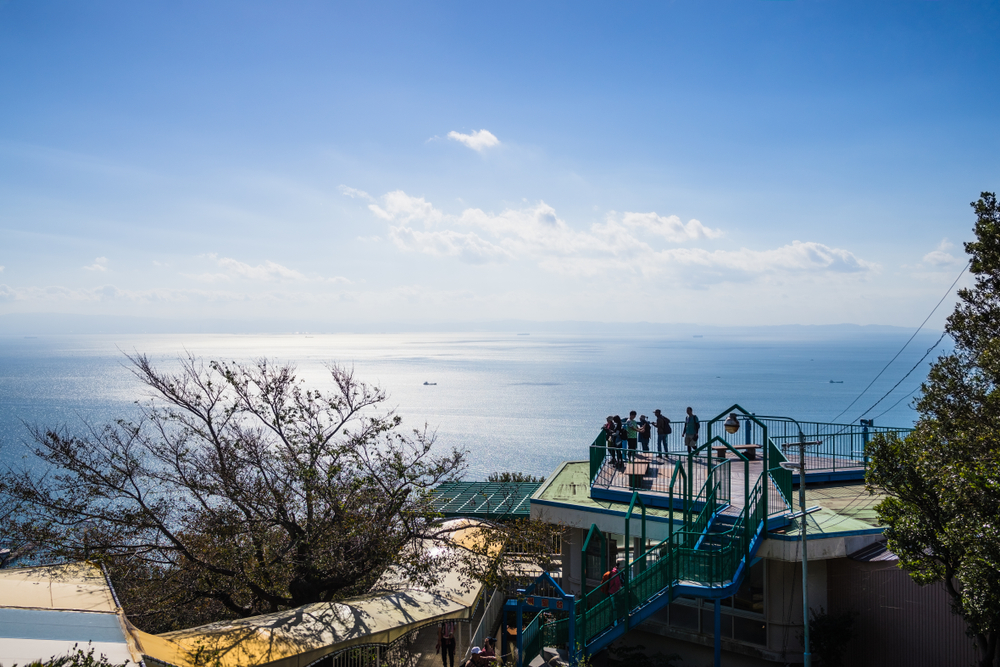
[759,415,820,667]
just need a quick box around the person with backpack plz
[637,415,651,453]
[684,406,700,454]
[601,560,625,625]
[611,415,625,466]
[436,620,457,667]
[654,409,671,458]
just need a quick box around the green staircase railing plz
[522,407,914,666]
[530,437,774,665]
[562,469,768,660]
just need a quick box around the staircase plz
[520,424,795,666]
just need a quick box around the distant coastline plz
[0,312,936,339]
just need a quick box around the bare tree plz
[1,353,468,631]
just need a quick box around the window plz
[664,559,767,647]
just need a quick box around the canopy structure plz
[0,562,142,667]
[430,481,540,519]
[137,519,498,667]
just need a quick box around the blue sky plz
[0,1,997,329]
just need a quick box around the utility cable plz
[826,260,969,425]
[808,327,951,533]
[853,330,948,421]
[872,384,923,422]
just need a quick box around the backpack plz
[600,570,612,595]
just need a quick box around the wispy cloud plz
[922,238,962,267]
[369,191,444,226]
[338,185,375,202]
[187,254,352,285]
[620,211,723,242]
[359,190,877,281]
[389,226,513,264]
[83,257,108,272]
[447,129,500,152]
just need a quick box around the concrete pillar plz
[563,528,581,596]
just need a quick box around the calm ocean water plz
[0,331,941,479]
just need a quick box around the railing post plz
[762,424,769,534]
[516,597,524,667]
[861,419,872,467]
[745,456,750,563]
[567,595,576,667]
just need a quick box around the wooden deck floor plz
[591,449,859,516]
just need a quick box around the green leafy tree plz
[0,354,515,632]
[867,192,1000,667]
[801,607,855,667]
[5,642,131,667]
[486,472,545,484]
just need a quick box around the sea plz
[0,330,943,480]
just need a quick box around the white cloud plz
[186,254,351,285]
[447,129,500,152]
[83,257,108,272]
[338,185,375,202]
[358,189,876,281]
[388,226,513,264]
[922,238,962,267]
[216,256,307,282]
[369,191,444,227]
[619,211,723,242]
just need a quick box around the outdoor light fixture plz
[723,413,740,434]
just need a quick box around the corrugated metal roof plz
[0,608,127,642]
[0,563,140,667]
[0,562,117,612]
[431,481,541,518]
[848,540,898,562]
[136,518,494,667]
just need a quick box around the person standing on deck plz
[684,407,700,453]
[612,415,625,465]
[625,411,640,460]
[654,409,671,457]
[638,415,651,452]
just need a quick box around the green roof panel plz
[430,481,542,519]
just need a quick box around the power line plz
[827,260,969,424]
[872,384,922,422]
[855,330,949,421]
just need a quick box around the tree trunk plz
[977,631,997,667]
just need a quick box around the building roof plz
[849,540,898,562]
[769,482,886,540]
[534,461,699,520]
[0,563,141,667]
[431,481,541,518]
[136,519,494,667]
[0,562,118,612]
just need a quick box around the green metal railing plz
[768,438,792,513]
[750,416,911,475]
[589,430,608,484]
[523,611,543,662]
[559,472,769,661]
[529,409,913,665]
